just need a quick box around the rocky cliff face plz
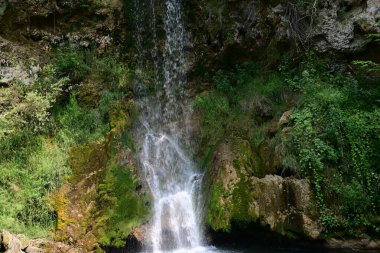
[0,229,83,253]
[0,0,124,89]
[0,0,123,46]
[185,0,379,73]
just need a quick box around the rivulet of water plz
[134,1,204,252]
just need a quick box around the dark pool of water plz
[217,245,380,253]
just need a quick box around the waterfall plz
[135,0,205,252]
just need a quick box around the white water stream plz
[135,1,207,252]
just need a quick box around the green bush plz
[54,47,91,82]
[0,65,68,136]
[0,137,70,238]
[194,93,234,147]
[199,54,380,237]
[94,57,132,90]
[194,62,287,157]
[55,95,109,145]
[285,54,380,234]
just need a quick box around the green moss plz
[68,142,108,184]
[96,163,151,247]
[206,182,231,232]
[229,140,259,226]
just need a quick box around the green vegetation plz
[283,54,380,235]
[204,138,261,232]
[195,62,288,169]
[0,44,148,242]
[206,182,231,231]
[96,161,150,247]
[352,34,380,74]
[54,47,91,82]
[0,64,71,237]
[197,53,380,237]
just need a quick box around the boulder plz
[16,234,30,250]
[327,238,380,249]
[249,175,322,239]
[1,230,23,253]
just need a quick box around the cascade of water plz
[135,0,204,252]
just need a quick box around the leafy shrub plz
[0,65,68,136]
[194,93,234,147]
[55,95,109,145]
[54,46,91,82]
[0,138,70,238]
[285,54,380,234]
[199,54,380,236]
[94,57,132,90]
[0,48,130,238]
[194,62,287,154]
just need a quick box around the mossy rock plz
[205,138,261,232]
[205,138,321,239]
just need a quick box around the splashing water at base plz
[141,133,202,252]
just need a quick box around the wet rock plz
[250,175,321,239]
[131,225,148,244]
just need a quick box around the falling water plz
[135,0,205,252]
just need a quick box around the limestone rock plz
[327,238,380,249]
[1,230,23,253]
[312,0,380,52]
[278,109,294,128]
[25,246,45,253]
[16,234,30,250]
[250,175,321,239]
[188,0,379,74]
[131,225,148,244]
